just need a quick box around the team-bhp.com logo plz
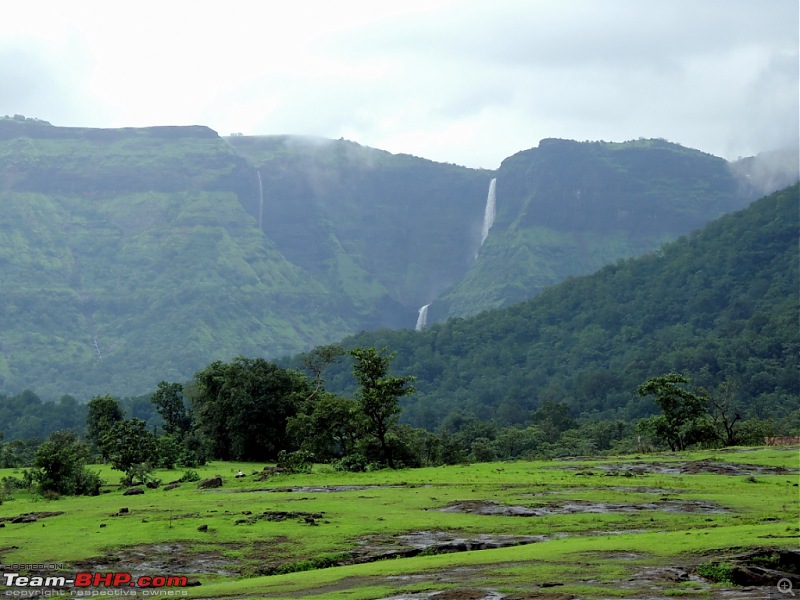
[2,571,189,596]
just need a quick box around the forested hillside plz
[317,185,799,430]
[431,138,754,319]
[227,135,492,317]
[0,121,355,398]
[0,117,787,399]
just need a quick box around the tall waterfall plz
[256,170,264,230]
[415,303,430,331]
[479,178,497,247]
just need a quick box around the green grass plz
[1,447,797,598]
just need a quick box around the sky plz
[1,0,797,169]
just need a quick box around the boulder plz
[198,476,223,489]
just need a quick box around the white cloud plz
[0,0,796,168]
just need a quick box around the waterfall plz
[479,177,497,247]
[256,170,264,230]
[415,303,430,331]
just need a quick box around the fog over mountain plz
[1,1,796,169]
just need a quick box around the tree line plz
[1,340,792,500]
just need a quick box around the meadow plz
[0,447,798,599]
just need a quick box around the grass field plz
[0,447,798,599]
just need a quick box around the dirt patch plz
[376,591,575,600]
[566,460,798,476]
[235,510,324,525]
[0,511,64,523]
[438,499,727,516]
[697,547,800,587]
[70,538,293,579]
[351,530,548,565]
[527,486,679,496]
[431,592,501,600]
[233,485,399,493]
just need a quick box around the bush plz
[696,561,734,584]
[277,450,314,474]
[179,469,201,483]
[32,430,102,496]
[332,454,368,472]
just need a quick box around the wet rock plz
[197,524,208,532]
[163,483,181,491]
[198,476,223,489]
[123,487,144,496]
[261,510,324,522]
[1,511,64,523]
[11,515,37,524]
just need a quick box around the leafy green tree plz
[151,381,192,435]
[86,395,124,459]
[32,430,102,496]
[493,426,546,459]
[192,357,311,461]
[637,373,710,451]
[301,344,345,401]
[532,400,576,442]
[350,347,415,468]
[288,392,361,460]
[102,419,159,485]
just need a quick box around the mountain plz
[0,116,790,399]
[225,134,492,326]
[0,120,352,397]
[430,138,756,319]
[316,185,799,429]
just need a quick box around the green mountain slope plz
[0,117,788,401]
[318,185,799,429]
[431,138,753,320]
[226,135,492,323]
[0,121,351,398]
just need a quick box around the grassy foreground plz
[0,447,798,599]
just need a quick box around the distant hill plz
[0,116,792,399]
[431,138,757,319]
[316,185,799,429]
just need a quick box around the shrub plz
[696,561,734,584]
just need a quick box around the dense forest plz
[311,184,799,430]
[2,186,797,475]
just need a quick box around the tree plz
[300,344,345,402]
[32,430,101,496]
[637,373,710,451]
[192,357,311,461]
[288,392,361,460]
[151,381,192,435]
[86,395,124,459]
[532,400,576,442]
[707,381,742,446]
[102,419,159,485]
[350,347,415,468]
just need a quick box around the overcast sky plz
[1,0,797,169]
